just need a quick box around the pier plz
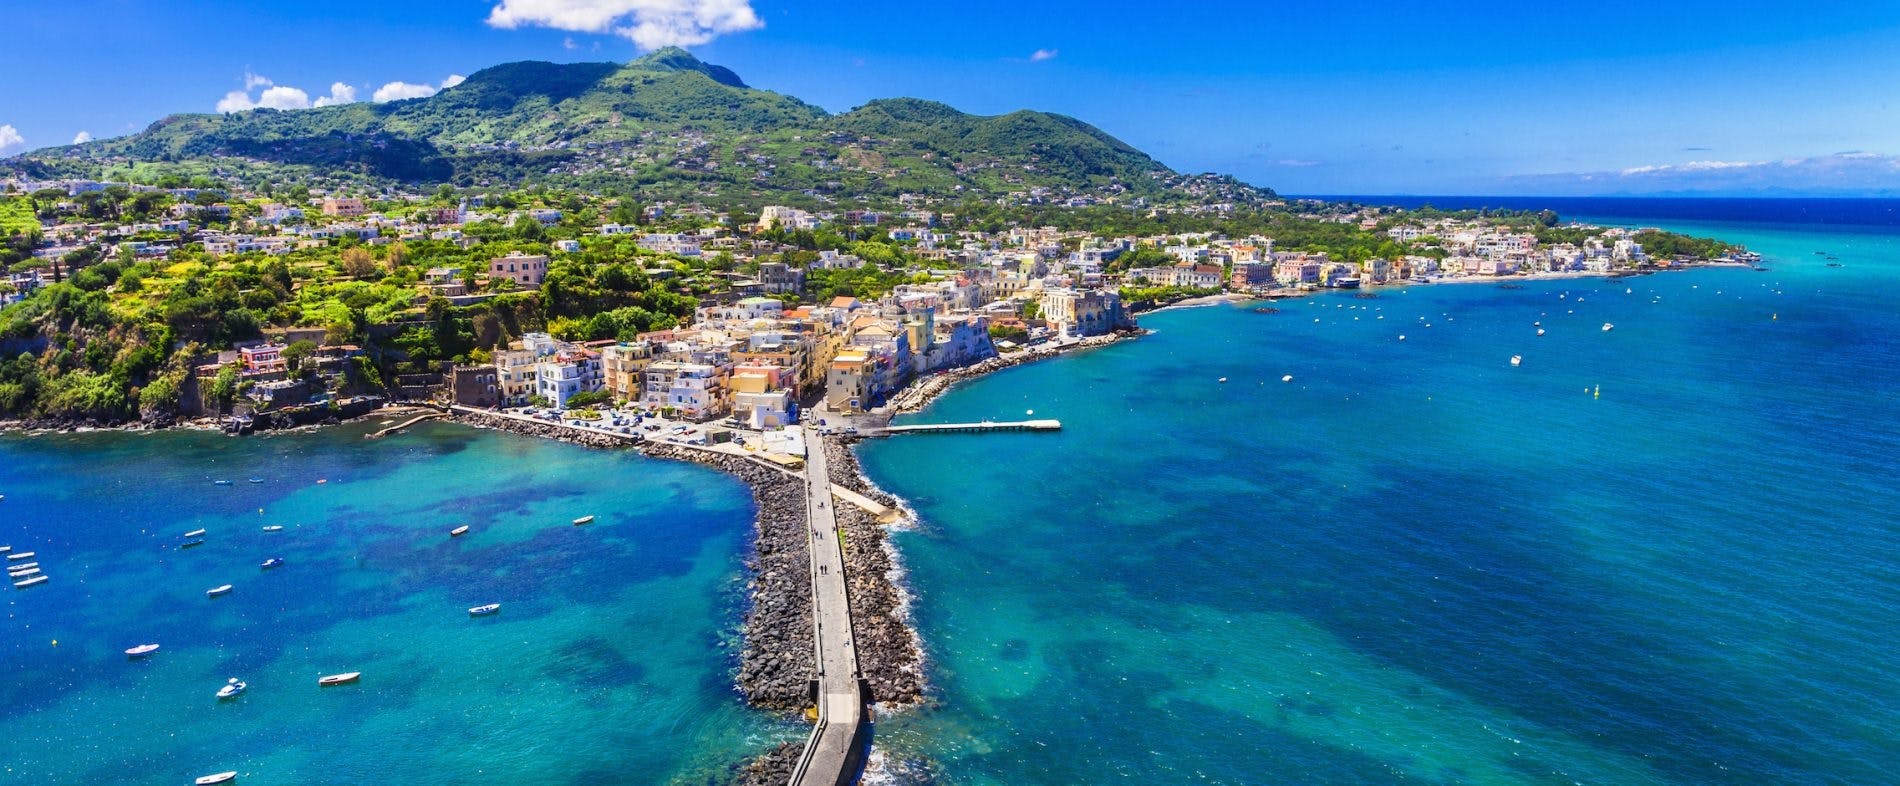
[364,410,445,439]
[868,419,1061,436]
[788,424,871,786]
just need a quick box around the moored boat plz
[259,557,284,570]
[125,643,160,658]
[217,678,247,699]
[261,525,283,532]
[207,584,234,598]
[181,539,206,549]
[195,771,238,785]
[8,551,35,561]
[8,561,39,573]
[12,575,48,588]
[449,525,470,537]
[572,516,595,526]
[10,567,41,578]
[212,480,233,486]
[184,529,207,538]
[1602,323,1615,331]
[318,672,360,686]
[468,603,501,616]
[1511,355,1523,367]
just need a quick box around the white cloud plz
[564,36,580,50]
[244,71,274,90]
[1276,159,1323,168]
[372,75,465,103]
[486,0,763,49]
[1510,151,1900,195]
[374,81,440,103]
[218,85,312,113]
[312,82,359,108]
[0,124,24,153]
[72,131,93,145]
[1029,48,1058,62]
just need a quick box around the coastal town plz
[0,177,1750,433]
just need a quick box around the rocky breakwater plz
[452,410,632,449]
[822,438,926,708]
[640,444,817,710]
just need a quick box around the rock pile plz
[822,440,926,707]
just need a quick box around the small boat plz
[1217,377,1227,384]
[0,545,10,554]
[1511,355,1523,367]
[213,480,233,486]
[207,584,234,598]
[217,678,247,699]
[261,525,283,533]
[449,525,470,538]
[8,561,39,572]
[259,558,285,570]
[1281,375,1294,383]
[1397,335,1406,341]
[195,771,238,785]
[247,478,264,484]
[572,516,596,526]
[1601,323,1614,332]
[318,672,361,686]
[126,643,160,658]
[184,529,207,538]
[8,551,36,561]
[11,567,41,578]
[468,603,501,616]
[181,539,206,550]
[12,575,47,589]
[1537,329,1546,336]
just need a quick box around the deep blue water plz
[857,203,1900,784]
[0,423,798,784]
[1308,195,1900,230]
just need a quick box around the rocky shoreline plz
[887,330,1141,414]
[821,438,927,708]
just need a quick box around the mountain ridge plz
[5,49,1272,204]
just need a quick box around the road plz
[788,423,868,785]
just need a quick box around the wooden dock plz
[870,419,1061,436]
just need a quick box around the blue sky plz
[5,0,1900,195]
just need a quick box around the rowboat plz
[572,515,596,526]
[449,525,469,537]
[195,771,238,785]
[318,672,360,686]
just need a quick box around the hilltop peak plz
[627,47,747,89]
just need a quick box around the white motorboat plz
[12,575,47,589]
[8,561,38,573]
[1602,323,1615,332]
[7,551,35,561]
[195,772,238,785]
[10,567,41,578]
[1537,328,1546,336]
[184,529,207,538]
[468,603,502,616]
[207,584,234,598]
[449,525,470,537]
[217,678,247,699]
[261,525,283,532]
[125,643,160,658]
[1511,355,1523,367]
[572,516,596,526]
[318,672,360,686]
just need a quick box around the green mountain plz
[7,48,1270,204]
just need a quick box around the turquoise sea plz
[0,424,799,784]
[859,203,1900,784]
